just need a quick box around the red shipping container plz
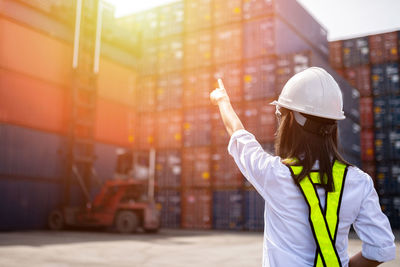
[211,146,242,188]
[182,147,211,187]
[98,58,136,107]
[361,129,375,162]
[182,189,212,229]
[0,18,71,86]
[213,0,242,26]
[184,30,212,69]
[158,36,183,74]
[213,23,242,64]
[362,161,376,180]
[156,72,183,111]
[136,75,156,112]
[0,68,68,133]
[243,0,273,20]
[344,66,371,97]
[214,62,243,102]
[156,110,182,149]
[211,105,242,145]
[136,113,155,150]
[243,57,276,101]
[360,97,374,128]
[369,32,399,64]
[95,98,136,147]
[183,68,212,107]
[329,41,343,69]
[183,107,212,147]
[184,0,212,32]
[243,100,276,143]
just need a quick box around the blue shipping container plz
[0,124,65,179]
[372,63,400,96]
[338,119,361,160]
[213,190,243,230]
[374,128,391,162]
[156,189,181,228]
[342,37,369,67]
[373,96,389,128]
[243,190,264,231]
[0,179,62,230]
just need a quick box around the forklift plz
[48,0,159,234]
[48,149,160,233]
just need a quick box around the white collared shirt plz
[228,129,396,267]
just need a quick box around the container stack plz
[0,0,142,230]
[130,0,359,231]
[329,31,400,228]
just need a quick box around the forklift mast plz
[65,0,102,207]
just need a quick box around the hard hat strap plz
[293,112,334,136]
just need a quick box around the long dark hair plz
[275,108,350,192]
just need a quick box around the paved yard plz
[0,229,398,266]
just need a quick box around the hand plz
[210,79,230,105]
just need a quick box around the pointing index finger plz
[218,78,225,90]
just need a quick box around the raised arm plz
[210,79,244,136]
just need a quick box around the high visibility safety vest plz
[287,160,348,267]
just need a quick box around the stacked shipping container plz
[329,30,400,228]
[132,0,359,231]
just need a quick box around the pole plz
[148,148,156,201]
[94,1,103,74]
[72,0,83,69]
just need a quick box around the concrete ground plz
[0,230,398,267]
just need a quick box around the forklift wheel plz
[48,210,64,231]
[115,211,139,234]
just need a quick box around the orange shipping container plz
[0,18,71,86]
[98,58,136,107]
[0,68,68,133]
[95,98,136,147]
[182,147,211,187]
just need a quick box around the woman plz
[210,67,395,267]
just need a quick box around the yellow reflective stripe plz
[299,176,340,267]
[315,254,323,267]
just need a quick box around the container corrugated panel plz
[362,161,376,180]
[214,62,243,103]
[375,128,390,162]
[338,119,361,159]
[156,110,182,149]
[183,68,212,107]
[243,190,264,231]
[156,189,181,228]
[214,23,242,64]
[361,129,375,162]
[0,179,62,230]
[376,163,390,195]
[156,150,181,188]
[0,17,71,86]
[359,97,374,128]
[386,63,400,95]
[211,105,242,146]
[158,1,184,38]
[373,96,388,128]
[243,100,276,143]
[376,163,400,196]
[136,113,155,150]
[158,36,184,74]
[389,129,400,160]
[211,146,243,188]
[136,75,156,112]
[95,98,136,147]
[0,68,68,133]
[342,37,369,67]
[184,30,212,69]
[184,0,212,32]
[182,147,211,187]
[98,58,136,107]
[133,8,159,41]
[344,66,371,97]
[329,41,343,69]
[213,190,243,230]
[156,73,183,111]
[182,188,212,229]
[371,64,386,96]
[0,124,65,179]
[140,45,158,75]
[183,107,211,147]
[243,57,276,101]
[369,32,399,64]
[213,0,242,26]
[336,76,360,122]
[275,54,293,93]
[389,96,400,127]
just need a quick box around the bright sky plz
[104,0,400,41]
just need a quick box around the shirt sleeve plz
[352,174,396,262]
[227,129,286,200]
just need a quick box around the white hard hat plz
[272,67,345,120]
